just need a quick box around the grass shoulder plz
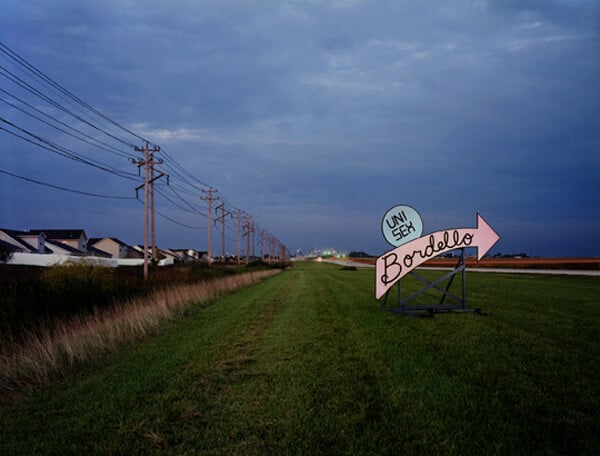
[1,262,598,454]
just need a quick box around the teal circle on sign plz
[381,205,423,247]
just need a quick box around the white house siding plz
[8,253,117,267]
[116,258,173,266]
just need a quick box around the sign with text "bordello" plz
[375,208,500,300]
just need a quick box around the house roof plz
[89,237,131,248]
[170,248,207,254]
[0,228,42,252]
[45,239,85,256]
[1,228,28,237]
[131,245,152,258]
[29,229,87,240]
[0,238,26,253]
[86,245,112,258]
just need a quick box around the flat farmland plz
[349,256,600,270]
[1,262,598,454]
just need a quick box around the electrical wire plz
[0,65,135,147]
[0,42,287,249]
[0,53,133,153]
[155,186,206,217]
[0,120,142,181]
[0,41,147,144]
[0,85,135,157]
[0,93,135,160]
[0,168,136,199]
[160,149,212,189]
[134,197,207,230]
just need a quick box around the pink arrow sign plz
[375,214,500,299]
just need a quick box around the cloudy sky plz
[1,0,598,257]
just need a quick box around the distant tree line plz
[492,252,530,258]
[348,251,373,258]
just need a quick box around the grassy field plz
[348,256,600,270]
[1,262,598,454]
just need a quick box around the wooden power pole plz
[132,141,163,280]
[244,215,252,264]
[201,188,219,261]
[149,152,168,260]
[215,202,231,259]
[236,210,242,265]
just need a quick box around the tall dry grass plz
[0,269,280,398]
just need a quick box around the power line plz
[0,168,136,199]
[159,185,207,217]
[0,54,132,152]
[135,197,207,230]
[0,120,142,182]
[0,85,136,157]
[1,46,242,211]
[0,65,136,147]
[0,42,287,251]
[169,181,205,198]
[0,41,147,144]
[161,149,213,189]
[0,93,135,160]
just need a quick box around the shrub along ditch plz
[0,261,286,339]
[0,268,281,397]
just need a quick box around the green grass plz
[1,262,598,454]
[0,262,284,338]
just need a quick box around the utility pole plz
[215,202,231,259]
[149,152,168,260]
[244,215,252,264]
[236,210,242,265]
[271,237,277,262]
[132,141,162,281]
[261,229,265,261]
[201,188,219,261]
[150,159,156,260]
[251,220,256,259]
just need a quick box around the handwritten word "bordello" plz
[381,230,473,285]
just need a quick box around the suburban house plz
[160,248,182,263]
[0,229,48,253]
[44,239,85,257]
[87,245,113,258]
[169,248,210,263]
[1,227,206,267]
[89,237,144,259]
[0,228,110,259]
[132,245,151,258]
[28,229,88,252]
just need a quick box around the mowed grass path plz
[1,262,598,454]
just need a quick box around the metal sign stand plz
[380,249,486,317]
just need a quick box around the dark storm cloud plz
[1,0,598,256]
